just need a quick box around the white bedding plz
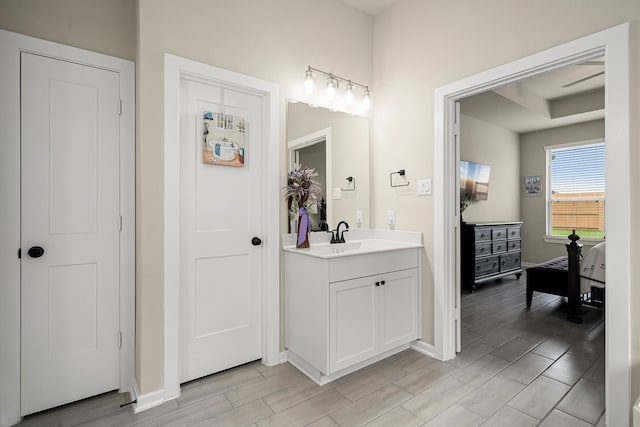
[580,241,605,294]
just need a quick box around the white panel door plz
[378,269,418,353]
[329,277,377,374]
[20,53,120,415]
[180,79,263,382]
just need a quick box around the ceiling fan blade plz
[562,71,605,88]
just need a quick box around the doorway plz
[163,54,280,405]
[433,24,630,425]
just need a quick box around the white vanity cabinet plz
[284,241,421,385]
[330,268,418,373]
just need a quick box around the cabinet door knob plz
[381,280,386,285]
[375,281,380,287]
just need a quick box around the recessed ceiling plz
[461,58,605,133]
[340,0,400,16]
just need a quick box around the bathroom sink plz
[285,238,421,259]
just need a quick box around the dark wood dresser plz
[461,221,522,292]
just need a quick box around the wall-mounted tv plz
[460,160,491,201]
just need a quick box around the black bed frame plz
[525,231,602,324]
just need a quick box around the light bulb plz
[326,76,338,100]
[345,82,354,105]
[362,88,372,111]
[304,69,315,94]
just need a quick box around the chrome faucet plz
[330,221,350,244]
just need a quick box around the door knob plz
[251,237,262,246]
[28,246,45,258]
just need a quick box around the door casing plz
[433,23,630,426]
[0,29,135,427]
[162,54,280,408]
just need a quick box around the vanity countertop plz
[282,229,423,259]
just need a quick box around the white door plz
[179,79,263,382]
[20,53,121,415]
[378,269,419,353]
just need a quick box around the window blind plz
[550,143,605,195]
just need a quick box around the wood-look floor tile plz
[225,369,306,407]
[401,376,474,422]
[556,378,605,424]
[583,355,605,383]
[531,336,571,360]
[390,348,437,372]
[452,354,510,387]
[542,352,593,386]
[329,384,412,426]
[457,375,526,418]
[17,392,130,427]
[538,409,593,427]
[421,403,484,427]
[192,399,273,427]
[499,352,554,384]
[461,328,482,347]
[477,326,522,348]
[448,340,495,368]
[262,378,334,413]
[257,390,349,427]
[480,405,538,427]
[394,360,458,394]
[177,366,264,407]
[364,406,423,427]
[508,375,570,420]
[131,394,231,427]
[306,416,340,427]
[255,361,301,378]
[489,336,539,362]
[335,365,408,402]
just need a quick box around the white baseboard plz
[410,340,435,358]
[279,351,288,363]
[131,379,165,414]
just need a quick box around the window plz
[546,142,605,239]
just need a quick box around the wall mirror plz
[286,101,370,232]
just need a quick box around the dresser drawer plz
[507,239,521,252]
[475,255,499,277]
[500,252,521,271]
[492,227,507,240]
[492,240,507,254]
[507,226,521,239]
[475,242,492,257]
[474,227,492,242]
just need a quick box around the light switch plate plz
[417,179,432,195]
[387,210,395,225]
[333,188,342,200]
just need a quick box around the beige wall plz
[0,0,136,60]
[137,0,372,393]
[520,120,605,264]
[459,114,520,224]
[373,0,640,405]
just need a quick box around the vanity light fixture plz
[303,65,372,110]
[345,81,354,105]
[304,68,315,94]
[326,75,338,100]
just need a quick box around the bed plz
[525,231,605,323]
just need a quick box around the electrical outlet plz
[332,188,342,200]
[356,210,363,221]
[387,210,396,225]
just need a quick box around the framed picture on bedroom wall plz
[524,175,542,196]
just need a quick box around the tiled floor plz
[18,275,605,426]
